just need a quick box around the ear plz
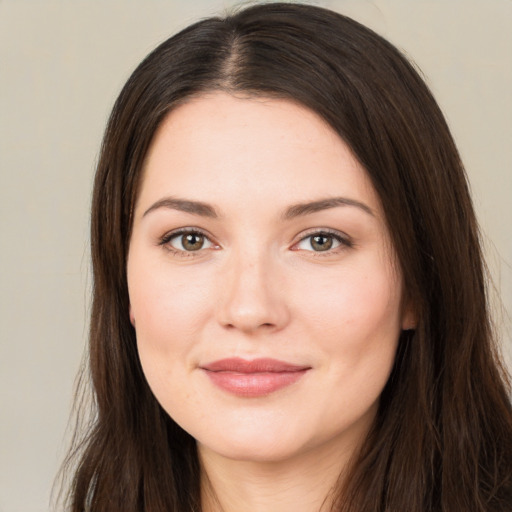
[129,305,136,327]
[401,300,417,331]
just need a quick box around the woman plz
[63,2,512,511]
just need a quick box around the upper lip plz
[201,357,310,373]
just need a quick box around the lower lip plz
[203,369,308,397]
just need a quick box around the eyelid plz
[158,226,352,256]
[291,228,353,253]
[159,227,219,255]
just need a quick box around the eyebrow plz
[282,197,374,219]
[142,195,374,219]
[143,197,219,218]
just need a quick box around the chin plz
[198,433,308,464]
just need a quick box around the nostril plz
[223,322,275,330]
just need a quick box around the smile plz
[200,358,311,397]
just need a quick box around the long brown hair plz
[62,3,512,511]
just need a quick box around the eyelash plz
[292,228,353,256]
[158,228,353,258]
[158,228,216,258]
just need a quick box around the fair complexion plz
[127,93,414,512]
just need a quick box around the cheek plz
[127,261,213,422]
[292,257,402,401]
[127,255,214,392]
[296,262,401,416]
[129,258,210,336]
[297,261,402,339]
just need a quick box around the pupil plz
[311,235,332,251]
[183,233,203,251]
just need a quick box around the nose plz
[217,250,290,334]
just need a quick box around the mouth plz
[200,357,311,397]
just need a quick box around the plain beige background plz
[0,1,510,511]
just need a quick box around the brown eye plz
[181,233,205,251]
[310,235,333,251]
[165,231,214,252]
[294,231,349,253]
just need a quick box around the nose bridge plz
[217,243,288,333]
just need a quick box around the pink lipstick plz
[200,357,310,397]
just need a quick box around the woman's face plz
[127,93,413,464]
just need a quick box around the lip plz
[200,357,311,397]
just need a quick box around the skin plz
[127,92,415,512]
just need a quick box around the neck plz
[198,441,357,512]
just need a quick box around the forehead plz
[137,92,380,216]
